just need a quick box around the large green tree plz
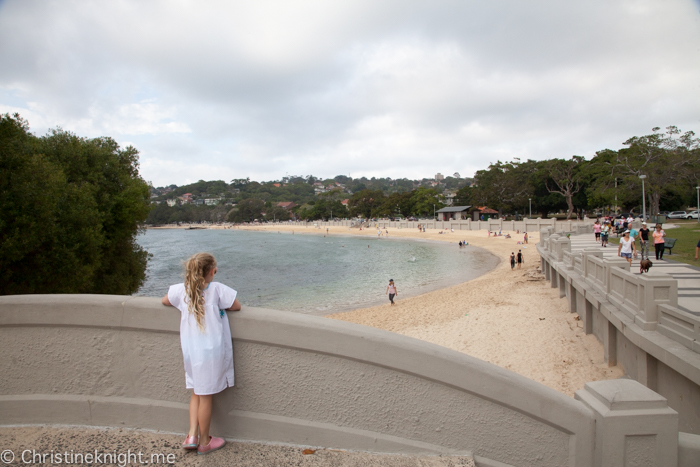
[0,114,151,295]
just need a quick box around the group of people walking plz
[593,219,667,266]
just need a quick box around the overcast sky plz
[1,0,699,187]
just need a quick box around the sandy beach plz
[220,222,623,397]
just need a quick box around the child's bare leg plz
[188,393,200,437]
[197,394,214,445]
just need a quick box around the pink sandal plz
[181,435,198,450]
[197,436,226,455]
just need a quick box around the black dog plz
[640,259,653,274]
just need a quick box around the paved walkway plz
[0,426,476,467]
[570,234,700,316]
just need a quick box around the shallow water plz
[135,229,498,314]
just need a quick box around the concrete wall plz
[2,294,690,466]
[274,218,593,232]
[0,294,599,467]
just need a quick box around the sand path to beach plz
[227,223,624,396]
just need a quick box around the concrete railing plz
[0,294,687,466]
[274,218,593,232]
[538,232,700,458]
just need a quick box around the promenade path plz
[569,232,700,316]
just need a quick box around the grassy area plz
[606,221,700,266]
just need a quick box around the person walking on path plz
[617,231,636,266]
[510,252,516,270]
[695,238,699,260]
[593,220,601,242]
[516,250,524,269]
[653,224,667,260]
[601,221,610,247]
[161,253,242,455]
[386,279,398,305]
[639,222,651,260]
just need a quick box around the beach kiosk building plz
[436,206,471,221]
[472,206,499,221]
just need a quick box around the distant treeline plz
[457,126,699,219]
[148,126,700,223]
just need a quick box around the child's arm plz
[226,298,242,311]
[161,295,172,306]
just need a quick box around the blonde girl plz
[162,253,241,455]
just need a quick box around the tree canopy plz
[0,113,151,295]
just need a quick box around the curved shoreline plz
[223,226,501,315]
[231,224,623,397]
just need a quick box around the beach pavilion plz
[436,206,471,221]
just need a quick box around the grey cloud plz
[1,0,699,186]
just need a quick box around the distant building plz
[180,193,193,204]
[277,201,297,210]
[471,206,499,221]
[443,191,456,206]
[436,206,471,221]
[166,199,178,207]
[204,198,220,205]
[341,199,349,206]
[435,173,444,181]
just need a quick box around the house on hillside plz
[277,201,297,210]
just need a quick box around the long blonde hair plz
[184,252,217,332]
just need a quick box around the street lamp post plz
[696,186,699,224]
[639,175,647,221]
[614,178,618,217]
[433,204,436,221]
[529,198,532,218]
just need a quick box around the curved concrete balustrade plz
[1,294,688,466]
[0,294,598,467]
[537,229,700,436]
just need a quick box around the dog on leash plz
[640,259,653,274]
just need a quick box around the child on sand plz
[386,279,398,305]
[510,252,515,270]
[161,252,242,455]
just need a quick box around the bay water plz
[135,229,498,314]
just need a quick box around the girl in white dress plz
[161,252,241,455]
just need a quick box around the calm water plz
[135,229,499,314]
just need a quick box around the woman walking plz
[386,279,398,306]
[617,231,636,266]
[653,224,666,260]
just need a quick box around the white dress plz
[168,282,237,395]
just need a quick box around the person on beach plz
[516,250,524,269]
[639,222,650,260]
[617,230,636,266]
[524,232,528,244]
[386,279,398,305]
[653,224,666,260]
[161,253,242,455]
[510,252,516,270]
